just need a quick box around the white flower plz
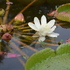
[28,15,59,42]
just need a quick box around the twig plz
[17,57,25,66]
[0,17,3,24]
[21,33,34,35]
[8,0,37,24]
[5,42,25,66]
[9,41,29,59]
[3,0,11,24]
[33,41,58,46]
[12,37,38,52]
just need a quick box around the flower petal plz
[34,17,41,29]
[51,26,56,32]
[38,36,45,42]
[28,22,38,31]
[48,32,59,37]
[48,19,55,28]
[41,15,47,25]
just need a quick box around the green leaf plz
[55,3,70,22]
[56,43,70,55]
[25,43,70,70]
[25,48,55,70]
[57,4,70,13]
[30,54,70,70]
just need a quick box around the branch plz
[8,0,37,24]
[3,4,10,24]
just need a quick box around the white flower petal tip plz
[53,34,59,37]
[41,15,47,25]
[51,26,56,32]
[56,33,60,37]
[49,19,55,23]
[52,19,55,21]
[48,33,59,37]
[34,17,40,29]
[38,37,45,42]
[28,22,38,31]
[42,15,46,18]
[48,19,55,28]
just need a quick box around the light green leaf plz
[25,48,55,70]
[25,43,70,70]
[55,3,70,22]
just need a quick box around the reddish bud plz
[2,33,12,40]
[14,13,24,22]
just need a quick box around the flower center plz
[38,24,51,36]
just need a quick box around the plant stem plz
[12,37,38,52]
[10,41,29,59]
[8,0,37,24]
[3,5,10,24]
[5,43,25,66]
[3,0,10,24]
[0,17,3,24]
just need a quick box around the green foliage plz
[57,4,70,13]
[25,48,55,70]
[30,54,70,70]
[55,11,70,22]
[25,43,70,70]
[55,3,70,22]
[56,43,70,55]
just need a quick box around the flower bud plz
[0,8,5,16]
[1,25,7,32]
[14,13,24,23]
[2,33,12,41]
